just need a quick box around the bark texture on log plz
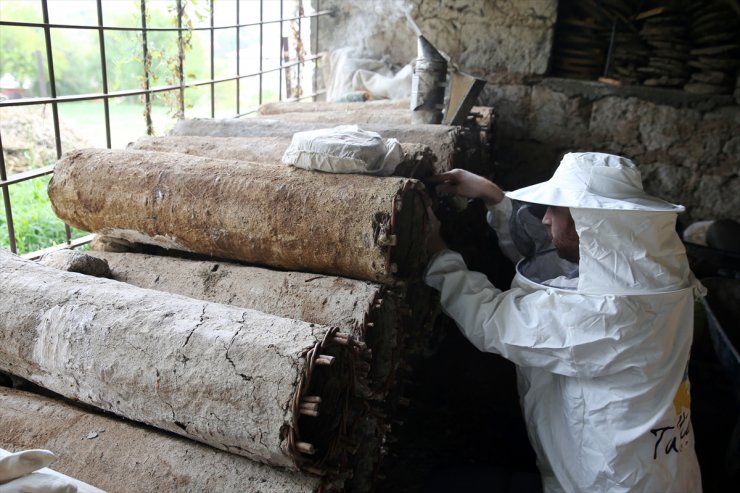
[78,250,403,395]
[169,118,473,174]
[256,100,408,115]
[128,136,437,179]
[252,101,495,174]
[0,250,354,472]
[256,108,418,125]
[255,101,494,137]
[48,148,428,284]
[0,387,328,493]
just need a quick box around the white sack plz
[281,125,403,175]
[323,47,412,101]
[0,448,104,493]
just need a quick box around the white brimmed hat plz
[506,152,684,212]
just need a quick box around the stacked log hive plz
[129,136,439,180]
[1,101,498,491]
[48,148,429,284]
[169,101,494,176]
[0,250,359,476]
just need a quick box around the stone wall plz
[313,0,740,223]
[487,79,740,224]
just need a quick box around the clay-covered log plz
[253,101,495,172]
[0,250,356,473]
[74,250,406,396]
[255,101,494,139]
[256,99,408,115]
[256,108,419,125]
[169,118,487,174]
[128,136,438,179]
[48,148,428,284]
[0,387,329,493]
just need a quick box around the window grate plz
[0,0,328,258]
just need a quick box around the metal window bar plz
[209,0,218,118]
[0,0,329,259]
[259,2,263,106]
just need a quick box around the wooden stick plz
[315,355,335,366]
[296,442,316,455]
[332,333,350,345]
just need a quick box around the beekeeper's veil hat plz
[506,152,684,212]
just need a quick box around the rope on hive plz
[288,326,366,477]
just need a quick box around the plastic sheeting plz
[323,48,412,102]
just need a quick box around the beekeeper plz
[425,152,703,492]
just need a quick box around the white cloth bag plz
[281,125,403,176]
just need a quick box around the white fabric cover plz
[507,152,684,212]
[0,449,56,483]
[0,448,107,493]
[425,153,702,492]
[0,448,105,493]
[323,47,412,101]
[281,125,403,175]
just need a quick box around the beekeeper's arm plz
[425,251,656,377]
[429,169,521,263]
[425,212,659,378]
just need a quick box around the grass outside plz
[0,176,87,254]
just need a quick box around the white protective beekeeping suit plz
[425,153,703,492]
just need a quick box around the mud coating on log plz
[256,100,408,115]
[128,136,437,179]
[48,148,428,284]
[82,251,404,395]
[169,118,463,174]
[0,250,354,473]
[171,108,494,176]
[0,387,328,493]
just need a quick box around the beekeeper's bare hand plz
[425,206,448,256]
[429,169,504,206]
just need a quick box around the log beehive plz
[80,250,416,396]
[128,136,438,179]
[0,250,358,473]
[48,148,429,284]
[0,387,329,492]
[169,117,491,175]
